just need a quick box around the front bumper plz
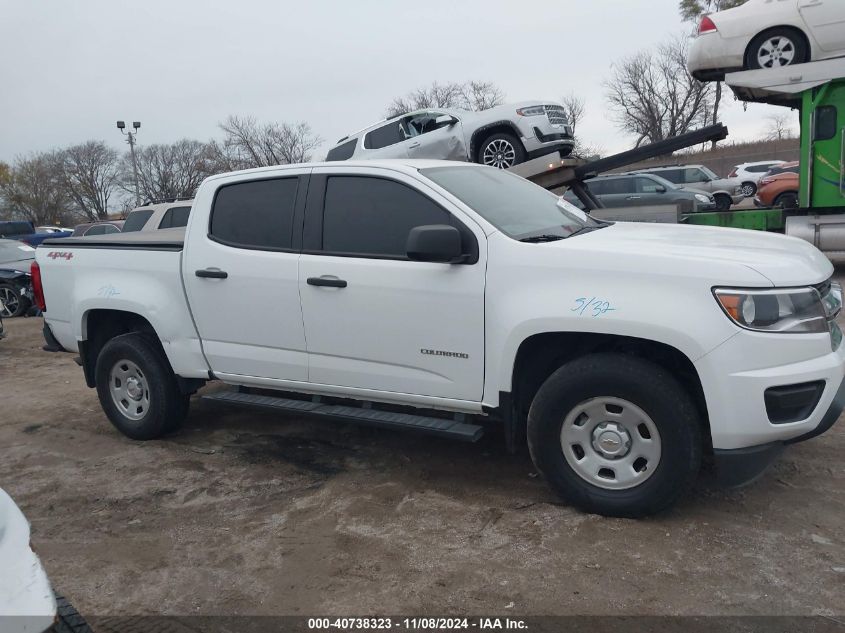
[713,376,845,486]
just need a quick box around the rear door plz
[799,0,845,52]
[182,170,309,381]
[297,166,486,403]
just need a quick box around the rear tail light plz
[699,16,717,34]
[728,169,738,178]
[31,260,45,311]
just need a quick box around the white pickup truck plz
[34,160,845,517]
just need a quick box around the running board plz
[202,390,484,442]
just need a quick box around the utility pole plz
[117,120,141,206]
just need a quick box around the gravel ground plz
[1,282,844,618]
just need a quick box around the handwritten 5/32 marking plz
[572,297,616,318]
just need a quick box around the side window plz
[656,170,681,184]
[586,179,605,195]
[326,139,358,161]
[814,106,837,142]
[364,122,405,150]
[602,177,633,195]
[158,206,191,229]
[686,168,706,183]
[210,177,299,250]
[635,177,662,193]
[122,209,153,232]
[749,165,769,173]
[405,112,445,137]
[84,225,106,236]
[321,176,451,258]
[102,224,120,234]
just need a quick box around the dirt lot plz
[1,296,844,618]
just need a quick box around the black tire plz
[0,283,29,318]
[746,28,809,71]
[713,193,733,211]
[476,132,526,169]
[740,182,757,197]
[774,192,799,210]
[95,332,188,440]
[527,353,702,518]
[51,594,94,633]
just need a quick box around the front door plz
[404,111,468,161]
[799,0,845,53]
[298,167,486,403]
[182,172,309,381]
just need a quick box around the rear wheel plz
[0,283,28,318]
[527,353,702,518]
[95,333,189,440]
[740,182,757,197]
[774,191,799,209]
[714,193,733,211]
[746,28,809,70]
[476,133,526,169]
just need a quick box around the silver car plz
[326,102,575,169]
[628,165,744,211]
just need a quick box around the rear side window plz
[364,122,404,150]
[122,209,153,232]
[210,177,299,250]
[656,169,682,184]
[326,139,358,161]
[322,176,450,257]
[158,206,191,229]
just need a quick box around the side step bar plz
[202,390,484,442]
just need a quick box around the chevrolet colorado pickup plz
[34,160,845,517]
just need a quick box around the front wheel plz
[95,333,189,440]
[527,353,702,518]
[714,193,733,211]
[476,133,526,169]
[774,191,799,210]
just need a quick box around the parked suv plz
[122,200,193,232]
[564,173,717,213]
[755,162,800,209]
[326,102,575,169]
[629,165,744,210]
[729,161,787,197]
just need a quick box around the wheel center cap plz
[591,422,632,459]
[126,377,143,400]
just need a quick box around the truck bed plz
[43,227,185,250]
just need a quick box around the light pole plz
[117,120,141,206]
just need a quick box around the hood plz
[556,222,832,287]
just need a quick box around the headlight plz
[695,194,710,204]
[713,287,829,333]
[516,106,545,117]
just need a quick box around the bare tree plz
[605,37,714,148]
[0,153,70,225]
[763,113,797,141]
[55,141,120,221]
[385,80,505,118]
[123,139,213,203]
[209,116,322,171]
[560,92,586,136]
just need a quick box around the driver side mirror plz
[435,114,458,127]
[655,185,666,193]
[406,225,464,263]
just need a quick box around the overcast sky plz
[0,0,795,164]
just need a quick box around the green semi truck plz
[688,58,845,251]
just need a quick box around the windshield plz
[421,166,598,240]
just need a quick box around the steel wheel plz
[109,359,151,421]
[756,35,797,68]
[0,286,19,318]
[560,397,662,491]
[482,139,517,169]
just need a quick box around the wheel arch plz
[508,332,712,450]
[469,121,525,161]
[744,25,811,68]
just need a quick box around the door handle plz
[627,196,642,200]
[409,142,421,149]
[195,268,228,279]
[307,276,347,288]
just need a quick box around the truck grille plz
[544,105,571,133]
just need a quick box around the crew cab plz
[34,160,845,517]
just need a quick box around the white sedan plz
[688,0,845,80]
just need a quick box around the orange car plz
[754,161,799,209]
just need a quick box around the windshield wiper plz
[519,234,566,243]
[567,224,609,239]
